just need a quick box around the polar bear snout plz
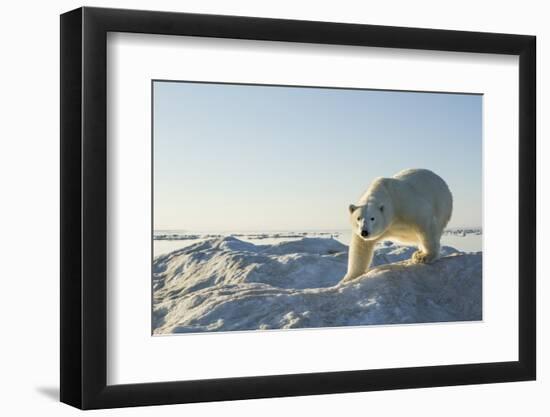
[361,230,369,237]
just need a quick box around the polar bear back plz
[391,168,453,230]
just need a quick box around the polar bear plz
[341,168,452,283]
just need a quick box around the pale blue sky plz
[153,81,482,231]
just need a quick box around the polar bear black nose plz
[361,230,369,237]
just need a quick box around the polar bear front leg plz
[412,222,441,264]
[341,234,375,283]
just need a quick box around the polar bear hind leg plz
[411,221,442,264]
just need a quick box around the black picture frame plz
[60,6,536,410]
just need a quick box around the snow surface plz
[153,237,482,334]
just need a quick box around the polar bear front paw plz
[340,274,361,284]
[340,275,353,284]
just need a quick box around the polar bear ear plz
[348,204,357,214]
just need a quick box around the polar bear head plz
[348,190,393,241]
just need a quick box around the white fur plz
[342,168,453,283]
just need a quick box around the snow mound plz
[153,237,481,334]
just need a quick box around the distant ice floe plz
[154,228,481,241]
[152,236,482,334]
[153,231,339,241]
[442,227,482,236]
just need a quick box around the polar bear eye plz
[370,217,375,221]
[357,217,362,221]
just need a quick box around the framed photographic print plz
[60,6,536,409]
